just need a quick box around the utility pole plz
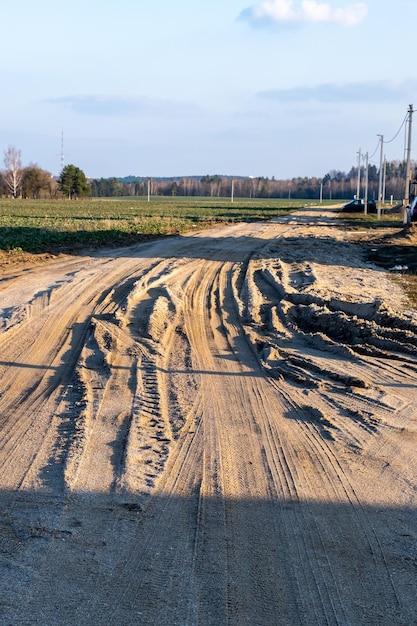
[377,134,384,220]
[231,179,234,203]
[364,152,369,214]
[147,178,151,202]
[382,155,387,204]
[356,148,361,198]
[403,104,413,224]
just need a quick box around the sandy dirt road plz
[0,207,416,625]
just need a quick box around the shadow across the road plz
[0,487,416,625]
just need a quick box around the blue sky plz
[1,0,416,179]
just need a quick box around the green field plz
[0,197,322,253]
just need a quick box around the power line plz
[384,110,409,145]
[367,139,380,161]
[368,107,413,166]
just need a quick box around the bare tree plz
[4,145,23,198]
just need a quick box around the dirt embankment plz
[0,207,417,625]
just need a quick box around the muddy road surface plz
[0,207,416,625]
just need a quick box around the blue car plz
[409,197,417,222]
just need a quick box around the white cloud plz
[258,79,416,103]
[43,95,198,117]
[239,0,368,27]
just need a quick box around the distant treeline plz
[89,161,417,201]
[1,159,415,201]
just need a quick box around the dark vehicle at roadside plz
[340,199,377,213]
